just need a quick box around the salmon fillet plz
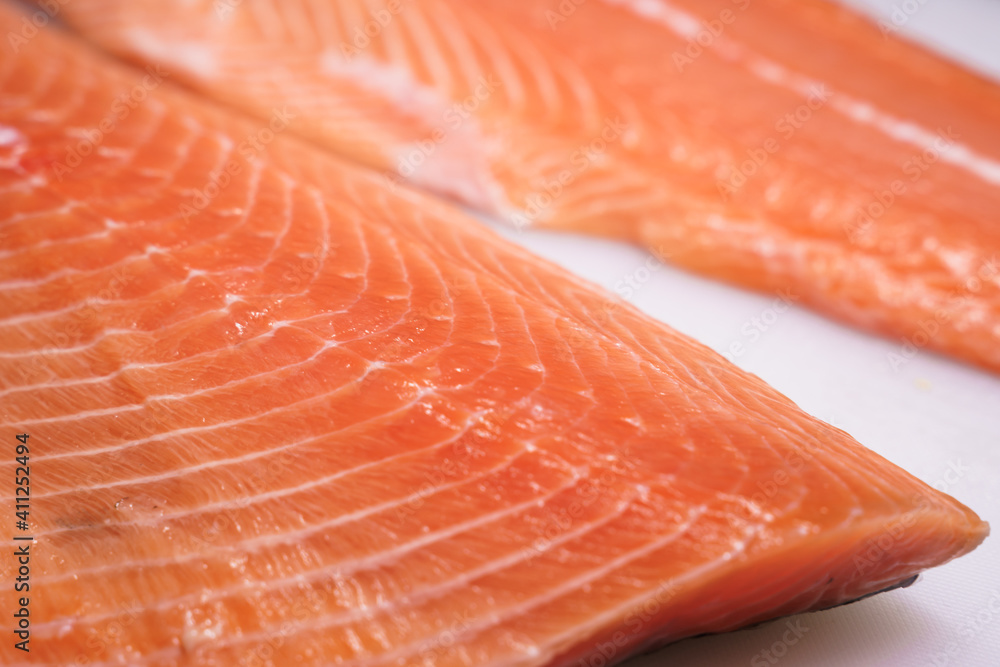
[47,0,1000,373]
[0,5,988,666]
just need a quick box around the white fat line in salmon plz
[510,116,630,229]
[8,265,135,387]
[385,417,493,528]
[50,65,170,182]
[524,458,641,559]
[618,0,1000,188]
[196,462,583,664]
[180,106,298,220]
[601,0,752,48]
[410,512,707,667]
[668,0,754,72]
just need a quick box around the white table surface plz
[484,1,1000,664]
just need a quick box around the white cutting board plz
[483,1,1000,664]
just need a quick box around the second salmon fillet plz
[50,0,1000,373]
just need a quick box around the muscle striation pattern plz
[0,4,989,666]
[50,0,1000,373]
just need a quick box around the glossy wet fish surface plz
[0,2,991,666]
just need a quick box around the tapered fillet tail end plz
[786,493,989,626]
[921,478,989,552]
[918,498,990,565]
[955,502,989,549]
[550,481,988,667]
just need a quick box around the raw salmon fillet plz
[0,5,988,666]
[49,0,1000,373]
